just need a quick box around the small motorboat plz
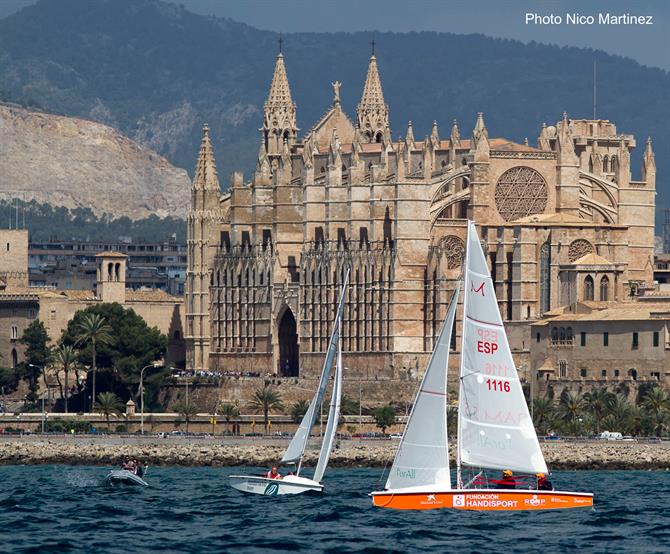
[106,467,149,487]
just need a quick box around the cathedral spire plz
[356,53,389,143]
[263,52,298,156]
[430,120,440,144]
[193,123,220,192]
[449,119,461,146]
[642,136,656,184]
[644,136,655,167]
[450,119,460,146]
[538,122,551,150]
[473,112,488,143]
[405,121,415,149]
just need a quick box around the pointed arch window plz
[539,242,551,314]
[584,275,595,301]
[600,275,610,301]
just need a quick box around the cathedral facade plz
[185,52,656,380]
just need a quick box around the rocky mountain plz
[0,103,190,219]
[0,0,667,222]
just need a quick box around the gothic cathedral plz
[185,51,656,378]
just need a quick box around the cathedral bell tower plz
[356,51,390,143]
[185,124,222,371]
[262,50,298,157]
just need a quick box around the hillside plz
[0,0,667,221]
[0,103,190,219]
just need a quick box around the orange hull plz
[371,489,593,511]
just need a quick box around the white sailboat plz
[371,221,593,511]
[229,271,348,496]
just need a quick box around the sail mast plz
[456,221,472,489]
[313,315,343,483]
[280,268,349,468]
[384,283,459,491]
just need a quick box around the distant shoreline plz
[1,436,669,470]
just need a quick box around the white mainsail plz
[385,284,460,490]
[281,270,349,466]
[458,221,547,474]
[312,325,343,483]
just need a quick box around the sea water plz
[0,466,668,553]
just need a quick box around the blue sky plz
[2,0,668,70]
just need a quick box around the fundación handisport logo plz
[453,495,465,507]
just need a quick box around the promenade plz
[1,435,669,470]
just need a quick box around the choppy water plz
[0,466,668,553]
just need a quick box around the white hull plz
[106,469,148,487]
[229,474,323,496]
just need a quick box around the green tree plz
[248,384,284,435]
[290,399,310,423]
[94,392,124,431]
[62,304,167,406]
[532,396,556,436]
[19,320,51,397]
[220,403,240,434]
[641,386,670,437]
[603,395,638,436]
[584,388,615,434]
[73,313,113,410]
[558,390,586,436]
[372,404,396,435]
[447,405,458,437]
[52,344,78,413]
[174,401,198,433]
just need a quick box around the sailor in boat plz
[121,458,136,473]
[496,470,517,489]
[536,473,554,491]
[265,466,282,480]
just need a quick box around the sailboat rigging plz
[370,221,593,511]
[229,269,349,496]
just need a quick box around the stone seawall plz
[1,439,669,470]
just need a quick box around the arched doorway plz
[278,308,299,377]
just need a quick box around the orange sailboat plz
[370,221,593,511]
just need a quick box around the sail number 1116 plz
[486,379,511,393]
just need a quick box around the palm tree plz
[583,388,615,434]
[174,401,198,433]
[641,386,670,437]
[53,344,78,414]
[248,384,284,434]
[290,399,310,423]
[447,405,458,436]
[602,395,640,436]
[75,313,113,411]
[532,396,555,436]
[220,403,240,434]
[558,390,585,436]
[94,392,123,431]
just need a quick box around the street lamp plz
[140,364,178,435]
[139,362,172,435]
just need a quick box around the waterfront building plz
[531,301,670,397]
[28,237,187,295]
[0,232,186,371]
[185,51,658,388]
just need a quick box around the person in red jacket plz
[266,466,282,479]
[536,473,554,491]
[496,469,516,489]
